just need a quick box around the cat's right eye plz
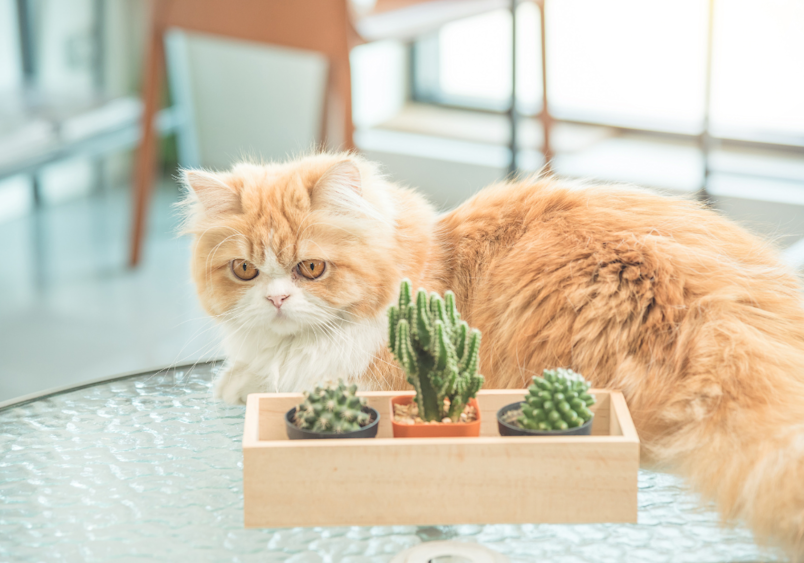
[231,259,259,281]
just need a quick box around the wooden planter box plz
[243,389,639,528]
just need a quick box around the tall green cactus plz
[388,279,484,422]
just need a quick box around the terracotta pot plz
[390,395,481,438]
[496,401,593,436]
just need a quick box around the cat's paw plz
[213,365,258,405]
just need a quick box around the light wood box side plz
[243,390,639,528]
[243,434,638,528]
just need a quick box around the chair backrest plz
[152,0,353,57]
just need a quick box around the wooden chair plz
[131,0,358,266]
[130,0,521,266]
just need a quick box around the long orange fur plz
[184,153,804,557]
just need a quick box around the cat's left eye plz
[231,259,259,281]
[296,260,326,280]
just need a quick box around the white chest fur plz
[214,315,387,404]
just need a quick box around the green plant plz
[518,368,596,431]
[388,279,484,422]
[294,380,371,433]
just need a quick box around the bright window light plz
[710,0,804,138]
[426,0,804,141]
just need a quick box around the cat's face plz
[182,154,400,336]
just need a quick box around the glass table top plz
[0,362,780,562]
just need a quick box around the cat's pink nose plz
[267,295,290,308]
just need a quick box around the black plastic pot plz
[496,401,593,436]
[285,406,380,440]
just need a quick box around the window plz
[412,0,804,145]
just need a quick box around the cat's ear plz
[311,160,362,212]
[183,169,241,215]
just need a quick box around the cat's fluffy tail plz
[646,322,804,559]
[662,413,804,558]
[739,423,804,556]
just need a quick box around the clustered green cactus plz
[388,279,484,422]
[294,380,371,434]
[518,368,596,431]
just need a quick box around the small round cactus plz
[518,368,596,431]
[294,380,371,434]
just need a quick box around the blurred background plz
[1,0,802,402]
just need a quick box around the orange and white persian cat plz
[182,152,804,557]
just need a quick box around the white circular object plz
[390,541,509,563]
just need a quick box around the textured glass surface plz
[0,362,780,562]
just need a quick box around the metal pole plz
[15,0,35,88]
[508,0,518,178]
[700,0,715,201]
[16,0,42,207]
[539,0,552,172]
[92,0,107,194]
[92,0,105,94]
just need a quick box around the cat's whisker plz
[309,304,362,326]
[203,231,249,282]
[316,319,352,348]
[147,305,252,387]
[217,313,266,397]
[184,223,249,285]
[163,317,229,371]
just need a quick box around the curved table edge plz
[0,358,224,412]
